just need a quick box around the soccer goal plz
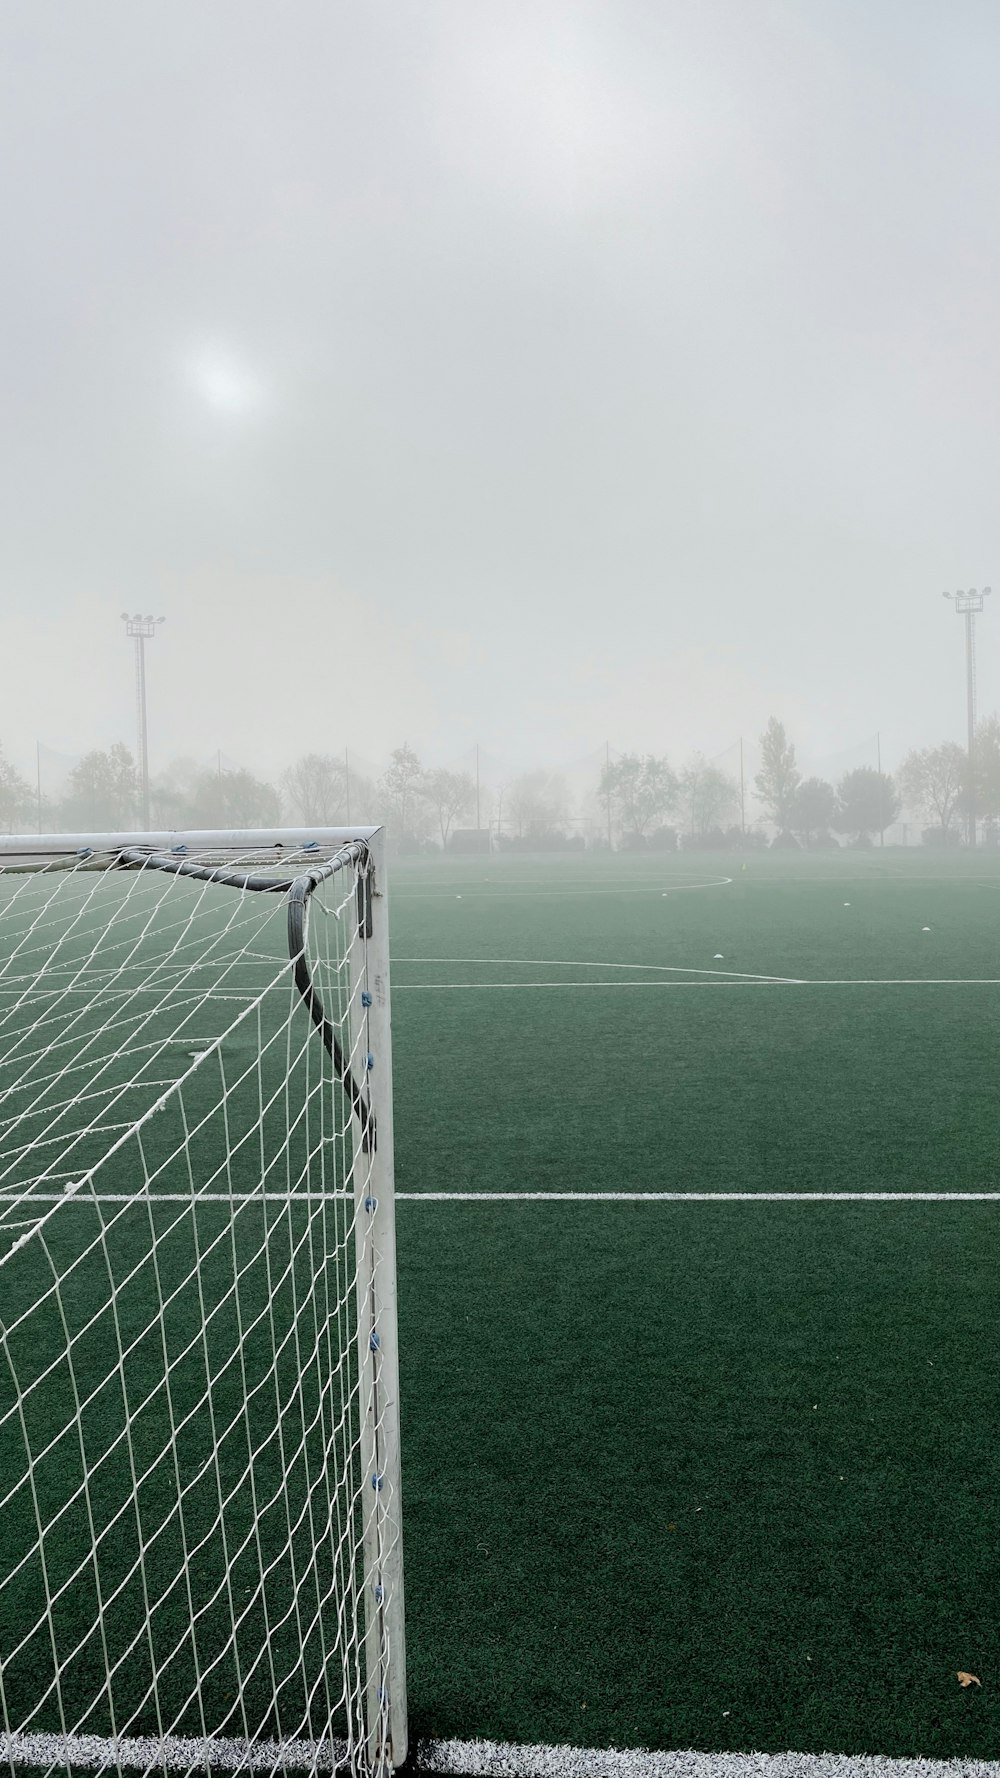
[0,827,405,1778]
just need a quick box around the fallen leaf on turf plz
[958,1672,981,1688]
[667,1523,676,1531]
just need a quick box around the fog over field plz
[2,1,999,787]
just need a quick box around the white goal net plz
[0,828,405,1778]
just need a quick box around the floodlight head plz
[985,587,993,597]
[120,611,129,621]
[133,611,142,621]
[943,591,953,600]
[156,616,166,624]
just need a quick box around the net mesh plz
[0,838,403,1778]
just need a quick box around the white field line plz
[0,988,259,999]
[0,1730,342,1773]
[4,1730,1000,1778]
[404,877,733,899]
[396,1191,1000,1202]
[423,1738,1000,1778]
[393,979,1000,988]
[395,874,730,888]
[392,957,1000,988]
[7,1191,1000,1204]
[5,978,998,995]
[399,869,1000,886]
[0,1191,359,1204]
[394,956,799,983]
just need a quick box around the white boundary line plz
[6,1190,999,1203]
[395,1191,1000,1202]
[4,1729,1000,1778]
[0,1730,339,1773]
[422,1738,1000,1778]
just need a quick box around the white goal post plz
[0,827,405,1778]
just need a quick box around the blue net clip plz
[303,839,320,851]
[366,1052,375,1071]
[361,991,373,1008]
[171,843,189,855]
[77,847,93,859]
[364,1195,378,1213]
[369,1329,381,1352]
[371,1472,384,1492]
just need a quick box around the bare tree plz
[422,768,476,845]
[378,744,429,842]
[150,756,204,827]
[188,767,281,827]
[282,753,354,824]
[679,756,738,836]
[61,744,138,829]
[597,753,677,841]
[506,772,569,839]
[898,743,967,836]
[0,744,33,832]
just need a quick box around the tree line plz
[599,721,901,849]
[0,717,998,846]
[600,716,1000,849]
[0,742,486,843]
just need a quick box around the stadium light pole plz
[121,612,165,829]
[942,588,990,848]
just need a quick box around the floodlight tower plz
[942,587,990,847]
[121,612,165,828]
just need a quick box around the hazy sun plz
[186,348,262,416]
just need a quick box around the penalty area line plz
[393,978,1000,989]
[394,956,799,983]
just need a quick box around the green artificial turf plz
[386,849,1000,1759]
[390,851,1000,1196]
[4,847,1000,1765]
[398,1200,1000,1760]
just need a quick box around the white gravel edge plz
[419,1744,1000,1778]
[3,1732,1000,1778]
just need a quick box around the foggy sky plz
[3,0,1000,786]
